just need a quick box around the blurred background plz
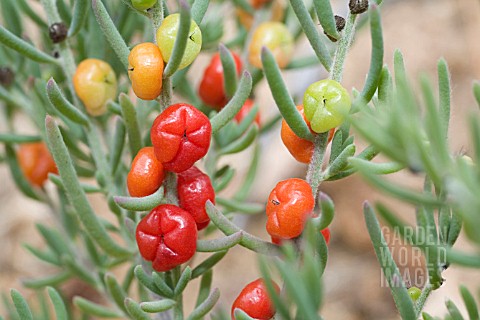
[1,0,480,319]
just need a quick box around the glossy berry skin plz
[151,103,212,173]
[234,99,260,126]
[407,287,422,302]
[266,178,314,240]
[127,147,165,197]
[136,204,197,272]
[198,52,243,110]
[303,79,351,133]
[248,22,293,69]
[156,14,202,70]
[73,59,117,116]
[128,43,164,100]
[281,105,334,163]
[177,166,215,230]
[231,278,280,320]
[17,142,58,187]
[131,0,157,10]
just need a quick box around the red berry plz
[151,103,212,173]
[231,278,280,320]
[198,52,243,110]
[177,166,215,230]
[234,99,261,126]
[127,147,165,197]
[136,204,197,272]
[266,178,314,240]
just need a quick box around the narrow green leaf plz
[23,244,61,266]
[360,5,383,102]
[114,186,165,211]
[134,265,164,296]
[17,0,48,28]
[289,0,332,70]
[10,290,33,320]
[125,298,151,320]
[47,287,68,320]
[446,248,480,268]
[69,0,89,37]
[422,312,436,320]
[4,144,43,201]
[0,26,57,64]
[211,71,252,133]
[235,142,259,201]
[219,43,238,98]
[216,197,263,215]
[346,158,404,175]
[258,257,290,319]
[378,66,393,104]
[459,285,479,320]
[92,0,130,69]
[63,256,99,286]
[152,272,175,298]
[74,297,123,318]
[363,203,417,320]
[23,271,71,289]
[262,47,314,141]
[174,266,192,296]
[0,134,41,144]
[110,118,126,175]
[45,116,132,257]
[191,251,228,279]
[328,130,343,164]
[233,308,255,320]
[350,158,444,207]
[191,0,210,25]
[49,173,102,193]
[316,192,335,230]
[446,300,465,320]
[196,232,243,252]
[105,273,128,314]
[437,59,451,138]
[36,224,71,257]
[205,201,280,256]
[195,270,212,308]
[235,103,259,138]
[187,288,220,320]
[218,125,257,155]
[214,166,235,193]
[324,144,355,178]
[163,0,192,77]
[140,299,176,313]
[447,211,462,246]
[1,0,22,36]
[314,0,339,40]
[473,82,480,109]
[120,93,142,157]
[46,78,89,126]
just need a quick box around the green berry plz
[407,287,422,302]
[131,0,157,11]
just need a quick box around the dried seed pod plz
[0,67,14,87]
[324,15,346,42]
[49,22,68,43]
[349,0,369,14]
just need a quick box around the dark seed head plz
[349,0,369,14]
[324,15,346,42]
[49,22,68,43]
[0,67,14,87]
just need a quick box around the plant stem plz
[306,132,329,202]
[415,282,433,316]
[330,13,357,82]
[150,0,165,39]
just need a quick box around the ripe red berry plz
[231,278,280,320]
[234,99,261,126]
[177,166,215,230]
[127,147,165,197]
[136,204,197,272]
[266,178,314,240]
[17,142,58,187]
[198,52,243,110]
[151,103,212,173]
